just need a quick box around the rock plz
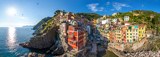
[28,52,38,57]
[19,42,29,48]
[59,22,69,52]
[20,13,70,57]
[124,50,160,57]
[38,54,45,57]
[20,26,58,49]
[51,46,64,55]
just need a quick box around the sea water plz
[0,27,34,57]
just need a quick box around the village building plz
[126,25,139,43]
[67,25,87,51]
[115,27,123,43]
[138,24,146,40]
[107,24,146,43]
[96,15,147,44]
[121,26,127,43]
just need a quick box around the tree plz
[54,10,66,17]
[76,13,101,21]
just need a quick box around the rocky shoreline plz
[125,51,160,57]
[19,16,65,56]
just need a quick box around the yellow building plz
[138,24,146,40]
[107,24,146,43]
[126,26,132,43]
[126,25,139,43]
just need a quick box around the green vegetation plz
[33,17,52,30]
[76,13,101,21]
[112,10,160,34]
[34,10,67,35]
[54,10,66,17]
[151,38,160,51]
[40,18,54,33]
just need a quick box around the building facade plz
[107,24,146,43]
[138,24,146,40]
[126,25,139,43]
[67,25,87,51]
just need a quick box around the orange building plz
[108,31,116,43]
[67,25,86,51]
[121,26,127,43]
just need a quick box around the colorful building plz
[138,24,146,40]
[115,27,122,43]
[96,16,147,44]
[126,25,139,43]
[67,25,87,51]
[106,24,146,43]
[121,26,127,43]
[108,31,116,43]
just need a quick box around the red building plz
[109,31,116,43]
[67,25,86,51]
[121,26,127,43]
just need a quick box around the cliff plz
[19,11,65,55]
[33,17,52,30]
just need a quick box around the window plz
[133,39,135,41]
[130,40,132,42]
[127,40,129,42]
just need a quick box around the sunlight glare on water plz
[7,27,17,52]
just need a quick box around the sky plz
[0,0,160,27]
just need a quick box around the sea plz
[0,27,34,57]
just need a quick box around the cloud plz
[106,2,110,5]
[112,2,130,11]
[87,3,104,12]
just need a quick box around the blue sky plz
[0,0,160,27]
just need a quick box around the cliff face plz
[19,11,69,55]
[33,17,52,30]
[28,26,59,49]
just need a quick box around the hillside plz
[33,17,52,30]
[111,10,160,34]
